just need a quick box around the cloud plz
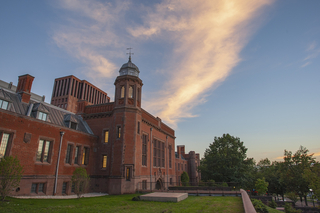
[129,0,273,126]
[301,41,320,68]
[52,0,130,88]
[53,0,274,127]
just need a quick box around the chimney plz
[16,74,35,103]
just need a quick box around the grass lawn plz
[0,194,244,213]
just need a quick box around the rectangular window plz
[74,146,80,164]
[170,178,172,185]
[153,139,164,167]
[104,130,109,143]
[117,126,121,138]
[169,145,172,168]
[142,180,147,190]
[178,163,180,171]
[153,140,157,167]
[0,99,9,110]
[142,134,147,166]
[71,182,75,193]
[82,147,89,165]
[185,164,187,171]
[62,182,67,194]
[31,183,37,193]
[31,183,45,194]
[126,167,131,181]
[70,122,77,130]
[0,133,10,158]
[137,122,140,134]
[65,144,72,164]
[37,112,47,121]
[36,140,51,163]
[102,155,107,168]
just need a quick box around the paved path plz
[13,193,108,199]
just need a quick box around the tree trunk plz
[304,195,308,206]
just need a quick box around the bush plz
[284,203,301,213]
[255,177,269,196]
[251,199,269,213]
[0,156,23,201]
[222,182,228,187]
[286,192,299,204]
[71,167,90,198]
[132,196,140,201]
[207,180,216,186]
[181,172,189,186]
[268,199,277,209]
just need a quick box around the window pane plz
[102,155,107,168]
[120,86,124,98]
[74,146,79,164]
[1,100,8,110]
[62,182,67,194]
[38,183,44,193]
[36,140,44,161]
[82,149,86,165]
[0,133,9,158]
[66,144,72,164]
[42,113,47,121]
[43,141,50,162]
[31,183,37,193]
[128,86,133,98]
[104,131,109,143]
[70,122,77,130]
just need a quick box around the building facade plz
[0,58,200,196]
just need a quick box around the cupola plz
[119,56,140,77]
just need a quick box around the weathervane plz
[126,47,134,62]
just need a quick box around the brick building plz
[0,57,200,196]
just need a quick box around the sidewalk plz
[13,193,108,199]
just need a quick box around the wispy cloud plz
[301,41,320,68]
[53,0,130,88]
[53,0,273,127]
[129,0,273,126]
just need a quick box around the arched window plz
[128,86,133,98]
[120,86,125,98]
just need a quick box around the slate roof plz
[0,88,93,135]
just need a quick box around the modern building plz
[0,57,200,196]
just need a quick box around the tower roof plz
[119,57,140,77]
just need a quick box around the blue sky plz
[0,0,319,162]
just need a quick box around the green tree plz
[181,171,189,186]
[199,134,255,188]
[0,156,23,201]
[255,177,269,196]
[280,146,315,206]
[303,162,320,200]
[71,167,90,198]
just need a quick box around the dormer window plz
[120,86,125,98]
[0,99,9,110]
[128,86,133,98]
[37,112,47,121]
[70,122,77,130]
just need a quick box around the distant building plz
[0,57,200,196]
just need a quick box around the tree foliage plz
[71,167,90,198]
[255,177,269,196]
[199,134,255,187]
[280,146,315,205]
[181,171,189,186]
[303,162,320,200]
[0,156,23,201]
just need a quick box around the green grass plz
[0,194,244,213]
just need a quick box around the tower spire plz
[126,47,134,62]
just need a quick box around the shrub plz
[132,196,140,201]
[251,199,269,213]
[284,203,301,213]
[286,192,299,204]
[0,156,23,201]
[255,177,269,196]
[207,180,215,186]
[71,167,90,198]
[181,171,189,186]
[268,199,277,209]
[222,182,228,187]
